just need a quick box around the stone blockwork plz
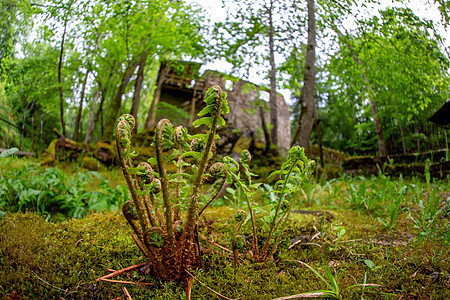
[159,63,291,152]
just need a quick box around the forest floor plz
[0,158,449,299]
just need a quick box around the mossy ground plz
[1,204,448,299]
[1,158,449,299]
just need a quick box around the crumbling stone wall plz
[158,63,292,153]
[201,71,291,153]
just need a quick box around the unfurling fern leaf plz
[112,85,230,289]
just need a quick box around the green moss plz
[0,212,141,299]
[231,135,252,154]
[80,155,103,171]
[40,139,57,166]
[94,141,117,166]
[1,174,449,299]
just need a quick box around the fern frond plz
[193,117,212,128]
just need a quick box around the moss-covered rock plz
[40,139,58,166]
[231,135,252,154]
[80,155,103,171]
[94,140,117,166]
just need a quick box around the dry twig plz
[185,269,237,300]
[199,234,233,253]
[122,286,132,300]
[98,278,153,285]
[31,271,71,294]
[96,262,147,281]
[272,292,326,299]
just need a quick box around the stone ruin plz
[156,61,291,153]
[40,61,292,170]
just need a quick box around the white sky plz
[190,0,449,104]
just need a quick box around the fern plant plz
[224,146,314,262]
[110,85,229,296]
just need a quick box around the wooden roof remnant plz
[429,99,450,127]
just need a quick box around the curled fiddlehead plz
[116,114,149,242]
[114,85,230,284]
[182,85,229,244]
[231,209,247,266]
[154,118,175,252]
[223,154,260,258]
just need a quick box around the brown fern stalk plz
[154,119,175,252]
[260,162,297,261]
[116,117,149,245]
[182,86,224,247]
[174,126,185,220]
[116,116,163,269]
[111,85,230,291]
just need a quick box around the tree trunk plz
[130,53,148,133]
[291,0,317,157]
[230,81,243,128]
[399,119,406,154]
[424,118,430,150]
[73,70,90,141]
[445,128,449,152]
[316,119,324,167]
[102,61,138,140]
[58,23,67,137]
[57,3,72,137]
[31,116,35,151]
[95,62,117,141]
[258,88,271,154]
[145,62,169,130]
[268,0,278,146]
[19,100,35,151]
[415,119,421,152]
[438,126,442,150]
[6,124,10,148]
[99,87,106,141]
[84,90,100,144]
[40,112,43,140]
[369,98,386,157]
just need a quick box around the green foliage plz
[293,259,380,299]
[0,172,449,298]
[224,145,315,262]
[408,187,449,241]
[322,7,450,155]
[2,0,206,147]
[0,164,128,220]
[156,101,190,125]
[341,170,450,237]
[193,87,229,128]
[345,173,405,219]
[115,85,229,284]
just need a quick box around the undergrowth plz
[0,159,128,221]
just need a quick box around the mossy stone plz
[80,156,102,171]
[40,139,58,166]
[94,140,117,166]
[231,135,252,154]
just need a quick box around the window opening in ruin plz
[260,90,270,102]
[225,79,233,91]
